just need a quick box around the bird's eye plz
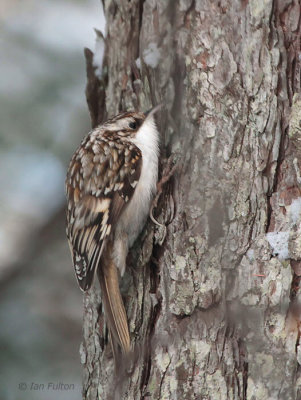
[129,121,137,130]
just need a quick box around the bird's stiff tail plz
[98,253,130,355]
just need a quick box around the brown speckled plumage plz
[66,109,160,356]
[66,133,141,291]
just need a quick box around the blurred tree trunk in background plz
[81,1,301,399]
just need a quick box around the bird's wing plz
[66,136,142,291]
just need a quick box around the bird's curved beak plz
[144,104,163,119]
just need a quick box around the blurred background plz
[0,1,105,399]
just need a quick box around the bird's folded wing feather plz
[66,136,142,291]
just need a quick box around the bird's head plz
[102,105,162,138]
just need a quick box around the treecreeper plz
[65,106,161,366]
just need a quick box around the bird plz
[65,106,160,357]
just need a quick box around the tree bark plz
[81,1,301,399]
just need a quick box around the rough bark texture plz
[80,1,301,399]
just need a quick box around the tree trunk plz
[80,1,301,399]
